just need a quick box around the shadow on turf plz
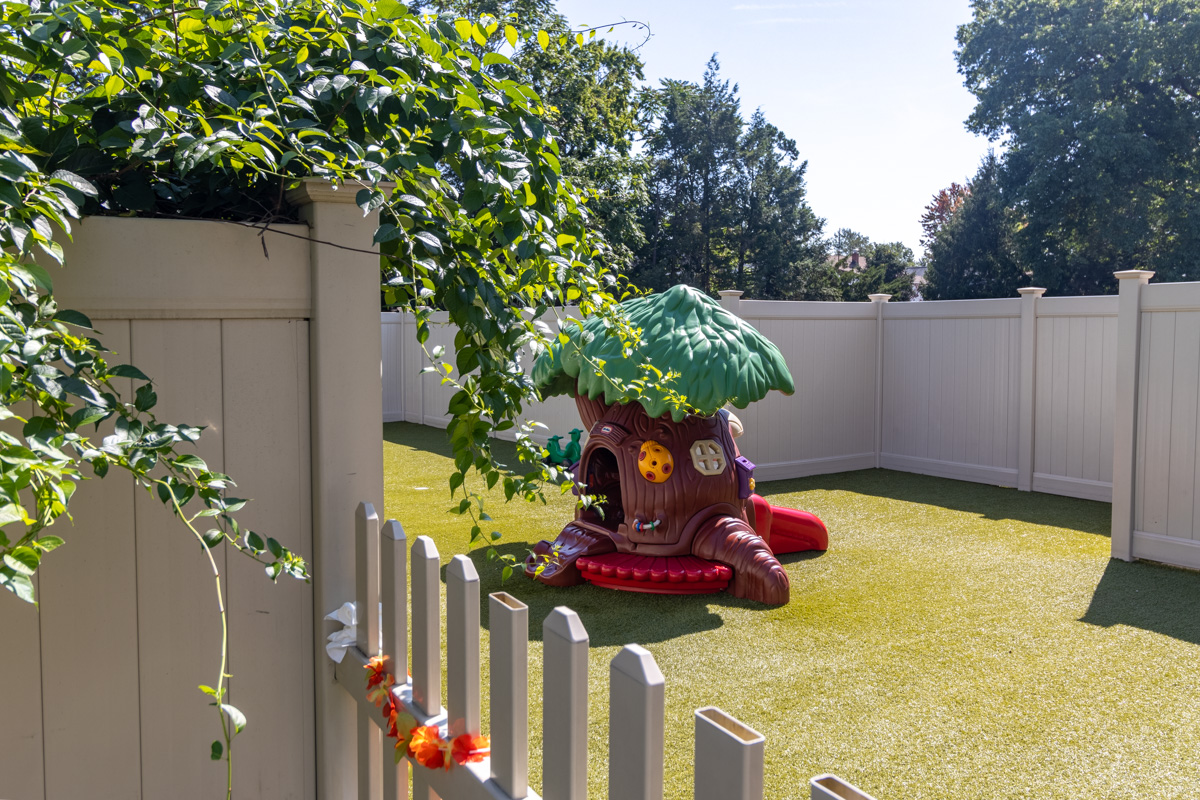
[1080,559,1200,645]
[436,542,789,647]
[759,468,1112,536]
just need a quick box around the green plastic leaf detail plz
[531,284,795,421]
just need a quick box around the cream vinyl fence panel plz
[735,301,877,481]
[1032,297,1118,501]
[1123,280,1200,569]
[1,179,385,800]
[879,299,1022,486]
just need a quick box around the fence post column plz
[719,289,744,317]
[869,294,891,469]
[288,178,387,800]
[1016,287,1047,491]
[1112,270,1154,561]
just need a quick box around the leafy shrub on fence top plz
[1,0,627,784]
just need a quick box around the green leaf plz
[135,383,157,411]
[71,407,109,428]
[537,29,549,50]
[414,231,443,254]
[504,24,518,48]
[453,19,472,42]
[202,85,238,108]
[54,309,93,329]
[266,537,284,558]
[220,703,247,735]
[34,535,64,552]
[109,365,151,382]
[173,454,208,470]
[50,170,98,197]
[210,740,223,760]
[5,573,35,603]
[4,547,40,576]
[0,504,26,527]
[244,530,265,552]
[12,262,53,293]
[202,529,224,548]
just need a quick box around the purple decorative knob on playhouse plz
[735,456,756,499]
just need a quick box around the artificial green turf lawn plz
[383,422,1200,800]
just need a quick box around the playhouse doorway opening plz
[579,446,624,532]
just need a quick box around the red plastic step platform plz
[575,553,732,594]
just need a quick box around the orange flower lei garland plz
[365,655,490,770]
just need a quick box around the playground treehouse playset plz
[524,285,827,605]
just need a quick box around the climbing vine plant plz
[0,0,643,786]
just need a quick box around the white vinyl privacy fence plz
[383,271,1200,571]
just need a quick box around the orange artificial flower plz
[451,733,490,766]
[408,725,450,770]
[365,655,391,686]
[366,672,394,707]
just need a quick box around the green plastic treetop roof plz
[532,285,795,421]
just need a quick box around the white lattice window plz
[690,439,727,475]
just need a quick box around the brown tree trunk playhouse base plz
[522,285,828,605]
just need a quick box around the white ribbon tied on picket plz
[324,601,383,663]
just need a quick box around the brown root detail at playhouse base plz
[523,285,829,605]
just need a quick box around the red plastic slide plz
[749,493,828,554]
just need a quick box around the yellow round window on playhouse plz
[638,441,674,483]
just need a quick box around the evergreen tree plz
[841,242,917,302]
[634,59,829,298]
[732,111,831,299]
[923,154,1027,300]
[635,56,744,293]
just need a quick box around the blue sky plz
[556,0,996,255]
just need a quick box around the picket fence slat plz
[356,503,384,800]
[356,503,381,657]
[382,520,408,678]
[411,536,442,716]
[334,503,826,800]
[609,645,666,800]
[695,707,765,800]
[542,608,589,800]
[490,592,530,798]
[381,519,409,799]
[447,555,482,737]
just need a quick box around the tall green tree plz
[829,227,870,260]
[958,0,1200,293]
[919,182,969,249]
[635,56,743,293]
[515,19,651,267]
[840,241,917,301]
[923,154,1027,299]
[731,110,832,299]
[410,0,651,267]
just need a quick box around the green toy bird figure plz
[545,435,565,465]
[563,428,583,465]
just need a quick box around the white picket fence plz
[338,501,874,800]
